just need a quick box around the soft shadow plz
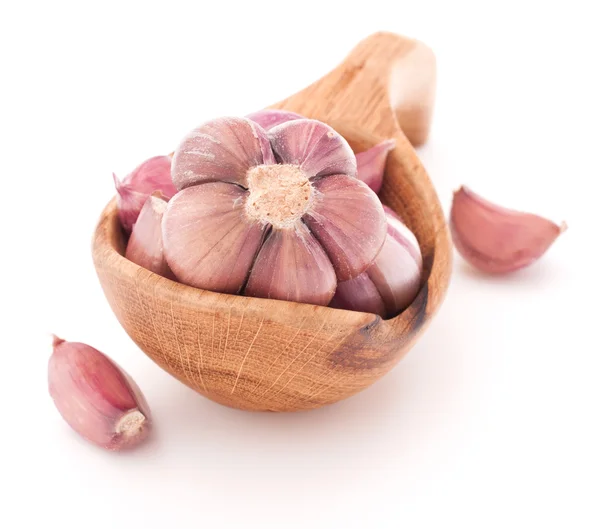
[457,254,567,289]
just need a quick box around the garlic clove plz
[303,174,387,281]
[48,336,151,451]
[246,109,305,131]
[383,204,404,223]
[356,139,396,193]
[125,192,174,279]
[367,217,423,316]
[330,207,423,318]
[450,186,567,274]
[171,117,275,191]
[244,221,337,306]
[269,119,357,179]
[384,206,422,266]
[330,273,386,317]
[162,182,266,293]
[113,155,176,233]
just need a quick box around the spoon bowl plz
[92,32,452,412]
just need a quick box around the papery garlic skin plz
[330,207,423,318]
[244,222,337,306]
[269,119,358,179]
[163,183,267,294]
[246,109,304,131]
[250,112,396,194]
[48,336,151,451]
[303,174,386,281]
[125,192,174,279]
[356,139,396,193]
[172,118,275,190]
[330,272,386,316]
[450,186,566,274]
[114,155,176,233]
[163,116,387,306]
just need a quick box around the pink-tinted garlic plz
[172,117,275,190]
[125,192,174,279]
[330,207,423,318]
[268,119,358,179]
[450,186,567,274]
[48,336,151,451]
[245,222,336,305]
[163,182,267,294]
[356,139,396,193]
[330,272,386,316]
[383,204,404,223]
[303,174,387,281]
[250,111,396,194]
[163,116,386,306]
[114,155,176,232]
[246,109,305,130]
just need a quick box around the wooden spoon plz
[92,31,452,412]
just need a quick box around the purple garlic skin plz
[125,192,174,279]
[331,207,423,318]
[246,109,305,131]
[114,155,176,233]
[250,111,396,193]
[48,336,151,451]
[356,139,396,193]
[163,116,387,306]
[244,221,336,306]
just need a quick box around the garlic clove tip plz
[51,334,65,348]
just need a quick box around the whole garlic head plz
[162,116,387,307]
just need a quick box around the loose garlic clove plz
[303,174,387,281]
[172,117,275,190]
[330,207,423,318]
[245,222,337,305]
[48,336,151,451]
[450,186,567,274]
[125,192,174,279]
[246,109,304,130]
[356,139,396,193]
[162,182,267,293]
[113,155,176,233]
[269,119,357,179]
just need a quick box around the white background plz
[1,1,599,528]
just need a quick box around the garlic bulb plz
[331,206,423,318]
[356,139,396,193]
[113,155,176,232]
[48,336,151,451]
[125,192,174,279]
[162,116,387,306]
[450,186,567,274]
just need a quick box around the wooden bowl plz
[92,32,452,412]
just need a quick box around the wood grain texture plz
[92,31,452,412]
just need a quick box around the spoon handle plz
[272,31,436,146]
